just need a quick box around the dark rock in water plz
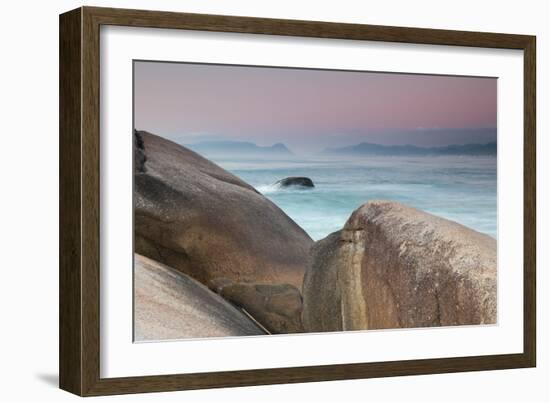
[134,254,266,341]
[217,282,304,334]
[134,130,313,291]
[302,201,497,332]
[275,177,315,188]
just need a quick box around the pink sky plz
[134,61,497,152]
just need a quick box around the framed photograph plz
[59,6,536,396]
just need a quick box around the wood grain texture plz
[59,7,82,396]
[523,38,536,367]
[59,6,537,396]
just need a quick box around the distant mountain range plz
[186,140,293,157]
[322,141,497,156]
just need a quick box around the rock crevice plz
[134,254,266,340]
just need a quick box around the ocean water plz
[214,155,497,241]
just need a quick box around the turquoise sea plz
[214,155,497,241]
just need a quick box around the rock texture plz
[134,130,313,290]
[302,201,497,332]
[134,254,265,341]
[217,282,304,334]
[275,177,315,188]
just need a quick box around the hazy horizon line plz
[137,126,497,154]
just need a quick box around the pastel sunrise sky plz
[134,61,497,153]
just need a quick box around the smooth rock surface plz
[134,254,265,341]
[218,283,304,334]
[302,201,497,332]
[134,130,313,289]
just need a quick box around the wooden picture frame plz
[59,6,536,396]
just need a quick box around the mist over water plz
[214,155,497,241]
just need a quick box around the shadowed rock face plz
[217,283,304,334]
[302,201,497,332]
[134,254,265,341]
[134,130,313,290]
[275,177,315,188]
